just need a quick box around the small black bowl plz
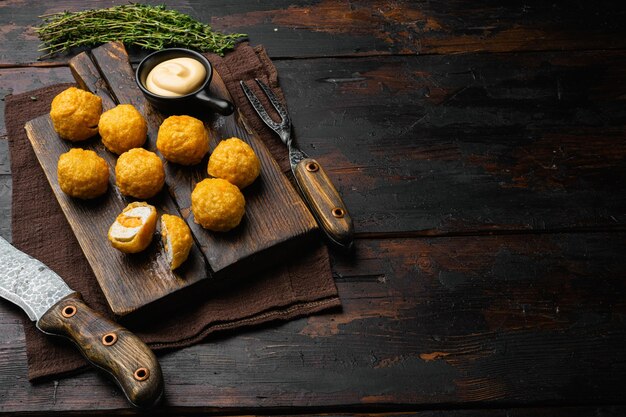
[136,48,234,116]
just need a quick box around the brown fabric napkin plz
[5,42,341,382]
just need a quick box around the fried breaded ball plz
[108,202,157,254]
[57,148,109,199]
[99,104,147,155]
[191,178,245,232]
[207,137,260,189]
[115,148,165,199]
[156,115,209,165]
[50,87,102,141]
[161,214,193,270]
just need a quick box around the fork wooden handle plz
[293,158,354,248]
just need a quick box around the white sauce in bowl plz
[145,57,206,97]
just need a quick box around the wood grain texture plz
[1,233,626,412]
[37,293,164,408]
[0,140,9,241]
[2,0,626,65]
[293,157,354,248]
[68,53,116,111]
[0,173,10,241]
[274,51,626,235]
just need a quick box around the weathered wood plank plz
[0,139,9,239]
[68,53,116,111]
[0,138,9,240]
[0,140,9,174]
[1,232,626,412]
[1,0,626,65]
[0,174,10,242]
[274,50,626,234]
[204,0,626,58]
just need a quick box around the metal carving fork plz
[241,79,354,249]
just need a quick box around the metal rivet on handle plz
[305,162,319,172]
[332,207,345,218]
[102,333,118,346]
[134,367,150,381]
[62,305,77,318]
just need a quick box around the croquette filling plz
[109,206,153,242]
[161,225,174,264]
[161,224,174,264]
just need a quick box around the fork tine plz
[240,80,283,133]
[254,79,291,130]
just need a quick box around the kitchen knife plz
[241,79,354,249]
[0,236,163,408]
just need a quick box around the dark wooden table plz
[2,1,626,415]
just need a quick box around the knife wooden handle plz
[37,293,163,408]
[293,158,354,248]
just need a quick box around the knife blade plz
[0,236,163,408]
[240,79,354,249]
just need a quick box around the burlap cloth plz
[4,43,340,382]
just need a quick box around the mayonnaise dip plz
[145,57,206,97]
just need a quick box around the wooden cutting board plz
[24,42,317,316]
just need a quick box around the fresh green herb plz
[36,3,247,58]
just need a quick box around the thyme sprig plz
[36,4,247,58]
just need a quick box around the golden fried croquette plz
[115,148,165,199]
[50,87,102,141]
[191,178,245,232]
[99,104,147,155]
[57,148,109,199]
[160,214,193,270]
[207,137,260,189]
[108,202,157,254]
[156,115,209,165]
